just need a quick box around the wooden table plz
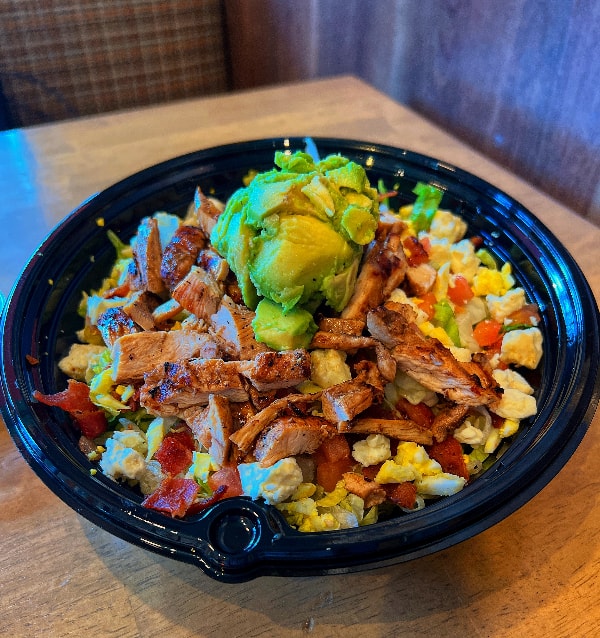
[1,76,599,637]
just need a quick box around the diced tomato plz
[33,379,108,438]
[417,291,437,320]
[403,236,430,267]
[506,303,541,327]
[470,235,484,249]
[447,274,474,306]
[316,457,355,492]
[154,436,193,476]
[427,437,469,480]
[208,465,243,498]
[396,397,434,428]
[314,435,351,464]
[473,319,503,347]
[419,235,431,255]
[142,477,199,518]
[384,481,417,509]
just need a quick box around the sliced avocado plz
[252,298,318,351]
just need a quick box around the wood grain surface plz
[225,0,600,225]
[1,76,599,637]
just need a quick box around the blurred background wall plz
[1,0,599,225]
[0,0,229,127]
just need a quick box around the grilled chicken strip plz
[431,404,470,442]
[321,378,375,427]
[97,307,139,347]
[128,216,166,296]
[185,394,234,466]
[240,349,312,392]
[209,295,271,360]
[197,248,229,283]
[317,317,365,336]
[140,358,251,416]
[341,220,408,321]
[160,224,206,291]
[405,263,437,296]
[309,331,377,351]
[172,266,223,322]
[367,303,502,408]
[349,418,433,445]
[111,330,221,383]
[229,393,321,454]
[254,416,337,467]
[194,186,224,239]
[122,291,160,331]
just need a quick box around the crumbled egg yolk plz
[471,263,514,297]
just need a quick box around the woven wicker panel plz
[0,0,229,128]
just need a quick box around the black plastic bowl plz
[2,138,599,582]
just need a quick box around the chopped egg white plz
[99,438,146,482]
[352,434,391,466]
[238,457,304,505]
[494,388,538,419]
[500,327,543,369]
[450,239,481,283]
[310,349,352,388]
[486,287,526,322]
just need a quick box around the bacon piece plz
[185,394,233,466]
[383,481,417,509]
[240,349,311,391]
[254,416,337,467]
[142,477,199,518]
[207,465,243,498]
[111,329,220,383]
[427,436,470,480]
[341,220,408,321]
[97,307,139,347]
[209,295,271,360]
[367,303,502,408]
[122,291,160,331]
[154,436,193,476]
[33,379,108,438]
[160,225,206,290]
[229,393,321,454]
[194,186,223,239]
[140,358,250,416]
[349,418,433,445]
[342,472,387,507]
[321,379,375,425]
[130,217,167,296]
[172,266,223,322]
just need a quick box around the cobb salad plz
[34,146,543,532]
